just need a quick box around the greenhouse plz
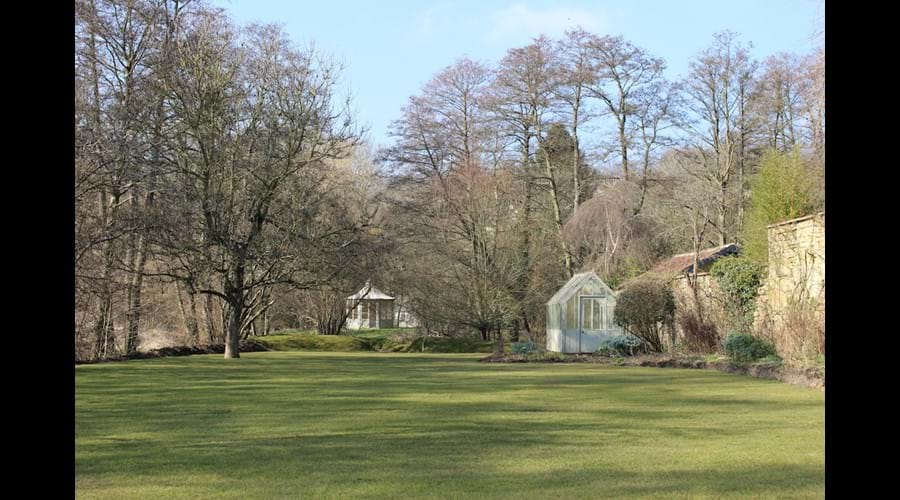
[545,271,623,353]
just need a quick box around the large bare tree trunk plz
[224,259,246,358]
[224,300,242,359]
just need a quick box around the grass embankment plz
[76,352,824,499]
[254,328,497,353]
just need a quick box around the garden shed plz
[546,271,623,353]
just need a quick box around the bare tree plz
[153,13,366,358]
[556,28,599,214]
[631,79,680,214]
[75,0,175,358]
[488,35,576,318]
[587,35,666,183]
[382,58,522,344]
[799,47,825,180]
[679,31,758,245]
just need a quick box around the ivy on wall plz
[710,256,764,335]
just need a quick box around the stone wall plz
[668,213,824,358]
[763,213,825,311]
[671,273,728,342]
[755,213,825,362]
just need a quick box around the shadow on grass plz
[76,353,824,498]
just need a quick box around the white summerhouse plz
[346,281,396,330]
[545,271,623,353]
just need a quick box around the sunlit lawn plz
[76,352,824,498]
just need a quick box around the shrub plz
[614,279,675,352]
[595,334,645,357]
[724,333,777,362]
[677,311,720,354]
[511,341,540,355]
[710,256,764,335]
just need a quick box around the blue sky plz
[211,0,824,148]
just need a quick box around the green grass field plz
[76,352,824,499]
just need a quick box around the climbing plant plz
[710,256,764,334]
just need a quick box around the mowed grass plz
[76,352,824,499]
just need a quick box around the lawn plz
[75,352,824,499]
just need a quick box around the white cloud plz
[487,4,608,45]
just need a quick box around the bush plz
[595,334,644,357]
[724,333,777,362]
[511,341,540,355]
[710,255,764,335]
[677,312,720,354]
[614,279,675,352]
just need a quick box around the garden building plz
[546,271,623,353]
[346,281,396,330]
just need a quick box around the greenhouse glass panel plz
[581,299,591,329]
[565,295,577,329]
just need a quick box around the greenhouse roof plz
[546,271,612,306]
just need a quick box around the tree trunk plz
[186,287,200,342]
[124,231,149,354]
[176,282,201,343]
[92,190,118,360]
[717,184,728,246]
[515,148,534,344]
[92,295,114,360]
[494,325,505,354]
[224,301,242,359]
[618,112,629,181]
[223,257,246,358]
[572,100,581,214]
[543,154,574,277]
[203,292,218,345]
[521,315,532,342]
